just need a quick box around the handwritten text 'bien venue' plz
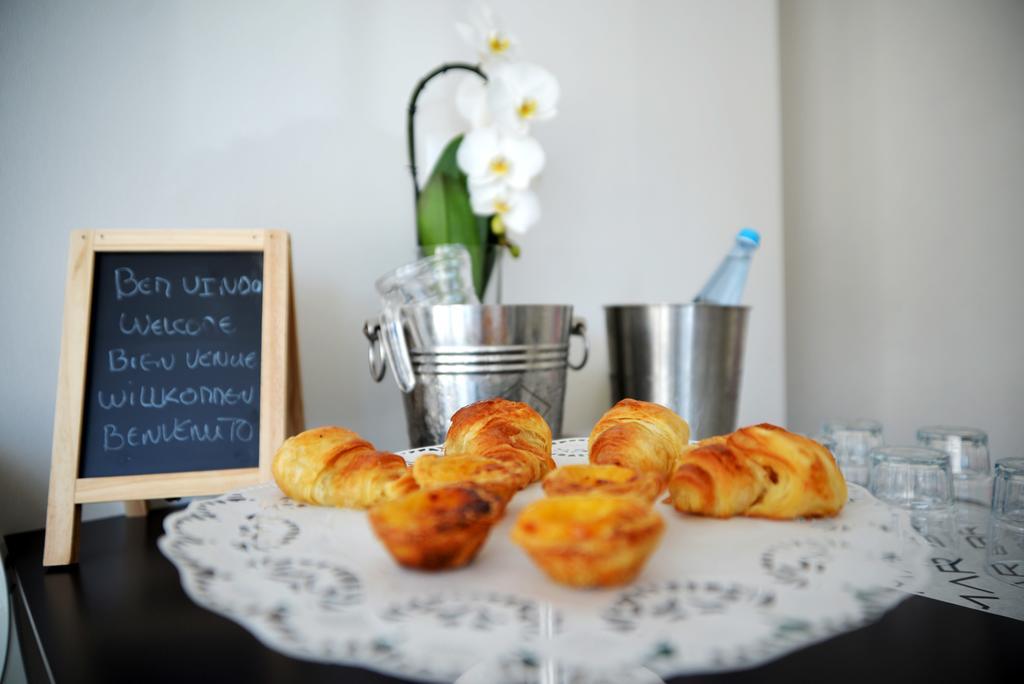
[113,267,262,336]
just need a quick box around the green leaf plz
[416,135,494,298]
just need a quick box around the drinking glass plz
[986,459,1024,588]
[869,446,958,550]
[374,245,478,392]
[822,419,883,486]
[868,446,954,510]
[916,426,991,507]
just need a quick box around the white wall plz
[0,0,786,535]
[781,1,1024,451]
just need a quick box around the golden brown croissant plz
[667,424,847,519]
[272,426,417,509]
[669,439,769,517]
[589,399,690,479]
[444,398,555,483]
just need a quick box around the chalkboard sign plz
[80,251,265,477]
[45,230,304,566]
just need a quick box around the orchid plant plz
[409,5,559,299]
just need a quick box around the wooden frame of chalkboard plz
[43,230,304,566]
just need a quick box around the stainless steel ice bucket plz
[366,305,588,447]
[604,303,749,440]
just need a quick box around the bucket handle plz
[568,317,589,370]
[363,313,417,392]
[378,305,418,392]
[362,319,387,382]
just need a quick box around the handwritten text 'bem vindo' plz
[114,267,263,299]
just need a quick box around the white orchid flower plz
[456,76,490,128]
[457,126,545,190]
[469,183,541,234]
[487,62,559,135]
[456,4,517,64]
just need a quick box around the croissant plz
[272,426,417,509]
[444,398,555,483]
[667,424,847,519]
[589,399,690,479]
[669,438,769,517]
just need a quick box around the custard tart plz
[369,484,502,571]
[511,495,665,588]
[541,464,664,504]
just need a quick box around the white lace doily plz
[159,438,931,682]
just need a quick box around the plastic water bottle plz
[693,228,761,305]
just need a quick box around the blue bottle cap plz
[737,228,761,247]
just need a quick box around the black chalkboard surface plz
[79,252,264,477]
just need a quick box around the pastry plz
[589,399,690,478]
[668,438,769,517]
[511,495,665,588]
[732,424,848,519]
[272,426,417,509]
[444,398,555,483]
[666,423,847,519]
[368,484,503,570]
[412,453,533,507]
[541,464,664,504]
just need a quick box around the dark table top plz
[4,508,1023,684]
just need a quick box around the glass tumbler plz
[986,459,1024,588]
[374,244,478,392]
[869,446,957,550]
[917,426,991,507]
[868,446,955,510]
[823,419,884,486]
